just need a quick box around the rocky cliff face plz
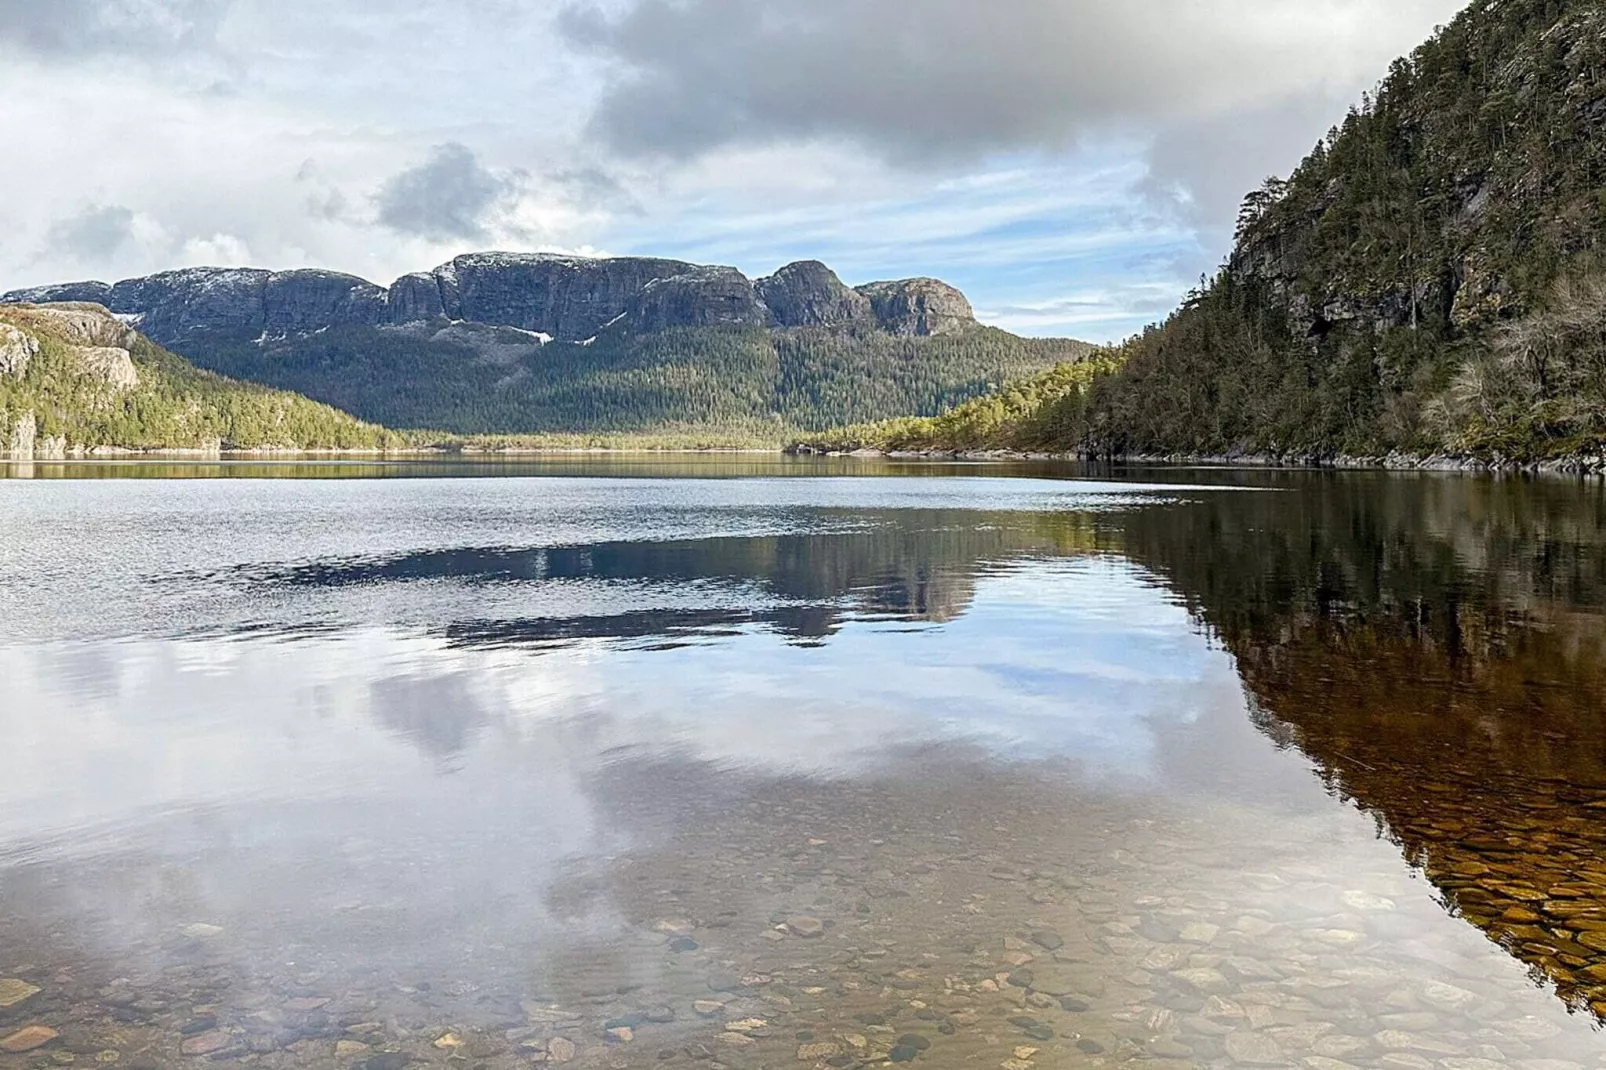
[386,272,447,324]
[0,304,142,391]
[856,279,976,337]
[5,254,979,346]
[755,261,871,327]
[21,303,138,348]
[1224,0,1606,345]
[432,253,698,338]
[0,324,39,379]
[74,346,140,390]
[3,270,386,342]
[625,266,772,332]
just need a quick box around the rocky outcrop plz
[4,255,980,345]
[755,261,872,328]
[386,272,446,323]
[7,412,34,458]
[104,269,271,339]
[856,279,976,337]
[431,253,699,338]
[74,346,139,390]
[0,305,142,390]
[262,270,387,335]
[624,267,771,332]
[0,324,38,379]
[20,303,136,347]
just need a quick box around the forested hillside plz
[793,358,1121,454]
[0,304,398,456]
[188,322,1090,436]
[813,0,1606,465]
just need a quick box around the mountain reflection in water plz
[1,465,1605,1069]
[220,528,1012,646]
[1117,474,1606,1020]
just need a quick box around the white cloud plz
[177,231,254,266]
[0,0,1468,336]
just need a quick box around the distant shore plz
[790,445,1606,476]
[5,444,1604,476]
[0,447,786,461]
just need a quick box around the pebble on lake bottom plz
[0,979,40,1008]
[1,1026,59,1053]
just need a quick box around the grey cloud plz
[45,204,136,261]
[547,166,642,215]
[373,143,526,242]
[558,0,1458,227]
[306,188,349,223]
[0,0,230,56]
[295,160,351,223]
[1142,91,1347,230]
[558,0,1111,163]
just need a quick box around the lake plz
[1,457,1604,1070]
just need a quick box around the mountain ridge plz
[3,254,980,346]
[4,255,1086,438]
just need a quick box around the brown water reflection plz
[2,467,1605,1070]
[1115,473,1606,1024]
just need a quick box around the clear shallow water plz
[2,460,1605,1070]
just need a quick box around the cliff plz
[4,254,982,347]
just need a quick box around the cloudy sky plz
[1,0,1464,341]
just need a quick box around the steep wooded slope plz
[0,303,397,456]
[810,0,1606,463]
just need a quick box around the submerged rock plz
[786,916,827,938]
[0,979,41,1008]
[1029,930,1064,951]
[0,1026,59,1053]
[179,1030,235,1056]
[358,1055,414,1070]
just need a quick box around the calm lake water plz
[2,457,1605,1070]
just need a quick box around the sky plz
[0,0,1466,342]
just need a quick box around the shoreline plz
[0,446,789,461]
[4,444,1604,476]
[793,445,1606,476]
